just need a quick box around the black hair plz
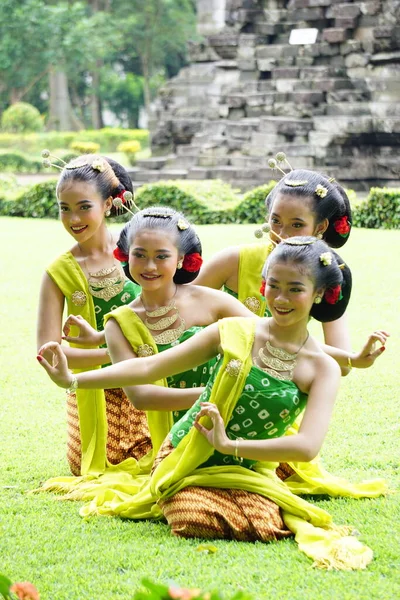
[265,169,352,248]
[262,236,352,322]
[117,206,202,284]
[56,154,133,217]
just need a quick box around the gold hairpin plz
[267,151,293,176]
[112,191,140,216]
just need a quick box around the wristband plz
[347,356,353,370]
[66,374,78,394]
[234,438,243,463]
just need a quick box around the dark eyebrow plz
[268,276,306,287]
[59,199,93,206]
[133,247,172,253]
[270,212,306,222]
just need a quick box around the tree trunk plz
[90,64,103,129]
[47,68,83,131]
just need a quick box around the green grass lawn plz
[0,217,399,600]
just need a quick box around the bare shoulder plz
[294,339,340,393]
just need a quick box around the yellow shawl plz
[64,318,384,570]
[237,242,274,316]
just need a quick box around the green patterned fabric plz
[158,326,217,423]
[169,360,307,467]
[93,279,141,332]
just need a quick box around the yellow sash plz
[237,242,274,316]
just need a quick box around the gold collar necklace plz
[256,321,309,381]
[78,233,125,301]
[141,286,186,344]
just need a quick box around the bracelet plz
[66,374,78,394]
[234,438,239,459]
[347,356,353,370]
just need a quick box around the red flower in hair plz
[113,247,129,263]
[333,216,351,237]
[324,285,342,305]
[115,189,126,204]
[260,280,266,296]
[182,252,203,272]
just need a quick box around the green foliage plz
[0,128,149,154]
[233,182,277,224]
[117,140,142,166]
[0,179,58,218]
[352,187,400,229]
[1,102,44,133]
[133,578,253,600]
[135,180,239,224]
[0,151,42,173]
[69,141,100,155]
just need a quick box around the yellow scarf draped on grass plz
[44,317,386,570]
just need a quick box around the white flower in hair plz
[315,184,328,198]
[92,159,105,172]
[320,252,332,266]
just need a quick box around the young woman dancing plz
[37,153,149,476]
[37,237,388,570]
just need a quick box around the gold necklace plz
[141,287,186,344]
[78,235,125,301]
[255,322,309,381]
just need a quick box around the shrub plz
[233,181,277,224]
[0,151,42,173]
[117,140,142,165]
[352,187,400,229]
[70,141,100,155]
[1,102,44,133]
[135,179,240,224]
[1,179,58,218]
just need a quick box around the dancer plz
[37,238,388,570]
[61,205,254,456]
[196,164,352,356]
[37,152,150,476]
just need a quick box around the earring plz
[105,209,111,217]
[316,233,323,240]
[177,260,183,269]
[314,296,322,304]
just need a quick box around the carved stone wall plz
[131,0,400,190]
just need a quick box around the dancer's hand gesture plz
[352,330,390,368]
[194,402,231,454]
[62,314,104,346]
[37,342,74,389]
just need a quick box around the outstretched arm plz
[37,322,221,391]
[320,329,389,369]
[105,317,203,411]
[322,314,352,375]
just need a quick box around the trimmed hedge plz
[233,182,277,224]
[1,102,44,133]
[0,151,42,173]
[352,187,400,229]
[0,179,58,218]
[0,128,149,154]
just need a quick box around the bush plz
[1,102,44,133]
[0,151,42,173]
[0,128,149,154]
[0,179,58,218]
[135,179,240,224]
[70,141,100,155]
[233,182,277,224]
[117,140,142,165]
[352,187,400,229]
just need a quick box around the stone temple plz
[131,0,400,191]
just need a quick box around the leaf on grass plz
[0,574,13,600]
[196,544,218,554]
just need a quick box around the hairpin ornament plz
[320,252,332,266]
[177,219,189,231]
[315,184,328,198]
[41,149,66,171]
[112,190,140,216]
[267,151,293,176]
[254,222,270,239]
[285,179,308,187]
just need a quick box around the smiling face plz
[58,181,111,243]
[268,193,326,243]
[129,229,182,291]
[264,260,320,326]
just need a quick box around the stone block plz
[290,7,324,20]
[295,56,315,67]
[187,167,211,179]
[344,52,369,68]
[135,157,169,170]
[289,91,325,104]
[246,93,277,107]
[238,45,256,60]
[360,1,381,16]
[373,26,394,39]
[238,59,257,70]
[226,119,260,140]
[323,28,348,43]
[272,67,300,79]
[239,70,260,82]
[325,102,371,116]
[257,58,277,71]
[331,3,361,18]
[335,17,359,29]
[260,116,314,135]
[225,94,246,108]
[340,40,362,55]
[228,108,246,120]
